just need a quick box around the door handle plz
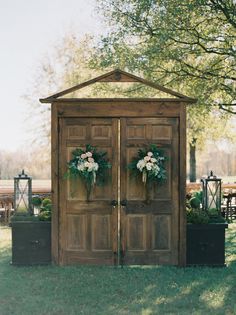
[111,200,118,207]
[120,199,127,207]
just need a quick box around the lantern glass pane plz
[15,179,29,212]
[207,181,220,210]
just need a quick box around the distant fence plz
[186,183,236,193]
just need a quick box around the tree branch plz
[219,104,236,114]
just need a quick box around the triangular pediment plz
[40,69,196,103]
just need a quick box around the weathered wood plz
[39,69,197,102]
[179,103,187,267]
[54,101,182,118]
[51,104,59,264]
[58,117,118,265]
[47,71,191,266]
[40,97,196,104]
[120,117,179,265]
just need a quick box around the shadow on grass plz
[0,226,236,315]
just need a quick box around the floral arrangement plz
[66,144,111,201]
[128,144,167,185]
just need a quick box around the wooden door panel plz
[152,215,171,250]
[66,214,86,250]
[152,125,172,140]
[67,125,87,140]
[120,117,179,265]
[59,118,118,265]
[91,215,111,251]
[126,125,146,139]
[126,215,147,251]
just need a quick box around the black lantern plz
[201,171,222,214]
[14,170,33,214]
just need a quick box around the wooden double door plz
[59,117,179,265]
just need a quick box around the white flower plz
[94,163,99,171]
[147,152,153,157]
[88,157,94,163]
[146,162,153,171]
[81,153,87,159]
[87,163,94,172]
[86,152,93,157]
[151,158,157,163]
[144,156,151,162]
[77,163,85,171]
[84,161,90,168]
[153,164,160,175]
[137,159,146,171]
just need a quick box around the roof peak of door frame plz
[40,69,197,103]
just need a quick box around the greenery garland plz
[128,144,167,201]
[65,144,111,201]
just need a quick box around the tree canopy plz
[95,0,236,111]
[94,0,236,180]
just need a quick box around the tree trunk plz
[189,139,197,182]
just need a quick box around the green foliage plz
[41,203,52,212]
[208,208,219,217]
[38,211,51,221]
[94,0,236,176]
[96,0,236,109]
[38,198,52,221]
[189,197,201,209]
[193,191,203,202]
[186,202,226,224]
[186,208,210,224]
[65,144,111,199]
[10,212,39,222]
[32,196,42,207]
[208,208,226,223]
[42,198,52,207]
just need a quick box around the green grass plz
[1,225,236,315]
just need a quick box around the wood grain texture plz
[51,104,59,264]
[120,117,179,265]
[40,69,197,102]
[58,117,118,265]
[50,97,188,266]
[179,103,187,267]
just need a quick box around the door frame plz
[51,99,187,266]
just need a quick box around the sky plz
[0,0,103,151]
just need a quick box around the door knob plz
[111,200,118,207]
[120,199,127,206]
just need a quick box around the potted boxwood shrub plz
[11,197,51,265]
[186,193,228,267]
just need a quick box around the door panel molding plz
[58,115,181,266]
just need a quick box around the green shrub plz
[40,203,52,212]
[186,208,210,224]
[38,198,52,221]
[208,208,226,223]
[38,211,51,221]
[189,197,201,209]
[42,198,52,207]
[208,208,219,217]
[11,212,39,222]
[193,191,203,202]
[32,196,42,207]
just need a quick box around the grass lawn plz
[0,225,236,315]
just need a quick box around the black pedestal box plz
[11,221,51,265]
[186,223,228,266]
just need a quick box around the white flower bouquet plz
[128,144,167,185]
[66,144,111,201]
